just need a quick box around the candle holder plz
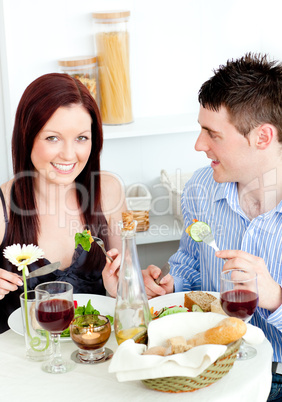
[70,314,112,363]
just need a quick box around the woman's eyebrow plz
[41,129,91,135]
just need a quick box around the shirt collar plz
[214,182,238,205]
[213,181,282,216]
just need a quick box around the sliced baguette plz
[186,317,247,347]
[184,291,217,312]
[143,317,246,356]
[165,336,192,355]
[210,299,228,316]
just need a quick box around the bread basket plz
[141,338,241,393]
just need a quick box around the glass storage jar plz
[92,10,133,125]
[58,56,98,102]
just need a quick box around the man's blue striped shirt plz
[170,166,282,362]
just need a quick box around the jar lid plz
[58,56,97,67]
[92,10,130,21]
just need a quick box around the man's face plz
[195,105,257,184]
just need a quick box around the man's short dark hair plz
[198,53,282,142]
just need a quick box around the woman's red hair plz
[8,73,108,271]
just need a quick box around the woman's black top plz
[0,188,106,333]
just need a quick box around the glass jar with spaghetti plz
[58,56,98,104]
[92,10,133,125]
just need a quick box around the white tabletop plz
[0,329,273,402]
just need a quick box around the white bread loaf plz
[186,317,247,347]
[143,317,246,356]
[165,336,192,355]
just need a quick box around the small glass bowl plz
[70,314,111,363]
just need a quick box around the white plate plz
[8,293,116,341]
[148,291,219,312]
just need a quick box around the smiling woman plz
[0,73,127,333]
[31,104,92,186]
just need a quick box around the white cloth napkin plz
[109,312,265,382]
[244,323,265,345]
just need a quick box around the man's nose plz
[194,131,209,152]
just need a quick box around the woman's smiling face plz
[31,104,92,186]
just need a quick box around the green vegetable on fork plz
[75,230,94,252]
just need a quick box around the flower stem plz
[23,266,50,351]
[22,267,31,338]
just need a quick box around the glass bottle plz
[114,220,151,345]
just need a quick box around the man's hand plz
[216,250,282,312]
[142,265,174,299]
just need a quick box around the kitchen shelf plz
[103,113,199,140]
[135,214,183,246]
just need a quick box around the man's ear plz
[255,124,275,149]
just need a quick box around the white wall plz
[0,0,12,183]
[1,0,282,266]
[3,0,282,120]
[1,0,282,187]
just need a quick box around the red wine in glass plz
[37,299,74,333]
[220,269,258,360]
[35,281,75,373]
[220,289,258,321]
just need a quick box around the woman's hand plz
[142,265,174,299]
[0,269,23,300]
[216,250,282,312]
[102,248,121,298]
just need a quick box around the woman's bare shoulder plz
[100,171,125,197]
[100,170,123,186]
[100,172,126,250]
[0,179,13,244]
[1,179,13,200]
[100,171,126,217]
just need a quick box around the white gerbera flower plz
[3,244,44,276]
[3,243,49,351]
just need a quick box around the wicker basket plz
[126,184,152,232]
[141,339,241,393]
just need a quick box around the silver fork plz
[92,236,114,263]
[197,228,228,262]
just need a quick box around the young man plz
[141,53,282,401]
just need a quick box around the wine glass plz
[220,269,259,360]
[35,281,75,373]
